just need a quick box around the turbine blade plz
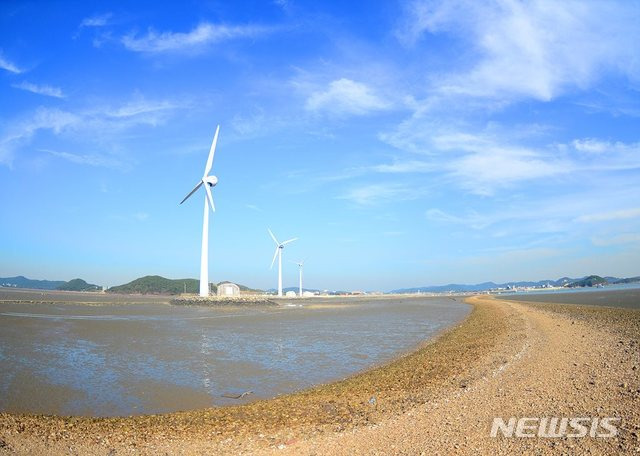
[267,228,279,245]
[203,125,220,177]
[204,183,215,212]
[180,181,203,204]
[281,237,298,246]
[270,247,279,269]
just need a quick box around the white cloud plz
[400,0,640,101]
[12,81,65,98]
[447,145,567,196]
[122,22,270,53]
[306,78,389,115]
[0,53,22,74]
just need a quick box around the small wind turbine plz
[292,260,304,297]
[180,125,220,297]
[268,228,297,297]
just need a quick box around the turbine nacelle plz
[204,175,218,187]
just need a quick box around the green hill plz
[568,275,608,288]
[108,275,206,295]
[57,278,100,292]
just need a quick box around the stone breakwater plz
[170,296,279,307]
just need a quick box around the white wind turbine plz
[291,260,304,297]
[180,125,220,297]
[268,228,298,297]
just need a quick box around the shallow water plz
[0,296,469,417]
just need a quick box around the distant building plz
[285,290,297,297]
[302,291,315,297]
[217,282,240,297]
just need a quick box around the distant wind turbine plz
[292,260,304,297]
[268,228,298,297]
[180,125,220,297]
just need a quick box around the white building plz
[285,290,297,297]
[217,282,240,297]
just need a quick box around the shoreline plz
[1,294,638,454]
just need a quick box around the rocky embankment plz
[170,296,278,307]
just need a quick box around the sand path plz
[258,297,639,455]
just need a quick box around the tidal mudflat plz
[1,291,638,455]
[0,291,469,417]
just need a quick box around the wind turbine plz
[268,228,298,297]
[291,260,304,297]
[180,125,220,297]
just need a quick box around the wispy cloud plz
[381,117,640,195]
[12,81,65,98]
[41,149,128,170]
[337,183,418,205]
[399,0,640,102]
[0,97,183,167]
[371,159,437,174]
[133,212,149,221]
[80,13,112,28]
[576,208,640,223]
[121,22,271,53]
[591,233,640,247]
[305,78,389,116]
[0,53,22,74]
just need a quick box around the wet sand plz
[0,290,638,455]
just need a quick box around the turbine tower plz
[292,260,304,297]
[180,125,220,297]
[268,228,298,297]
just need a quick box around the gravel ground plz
[1,295,638,455]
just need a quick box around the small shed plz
[217,282,240,297]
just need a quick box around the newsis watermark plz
[490,417,620,438]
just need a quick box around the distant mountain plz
[612,276,640,284]
[0,275,66,290]
[57,278,101,292]
[389,275,638,294]
[0,275,102,292]
[108,276,203,295]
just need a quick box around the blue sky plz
[1,0,639,291]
